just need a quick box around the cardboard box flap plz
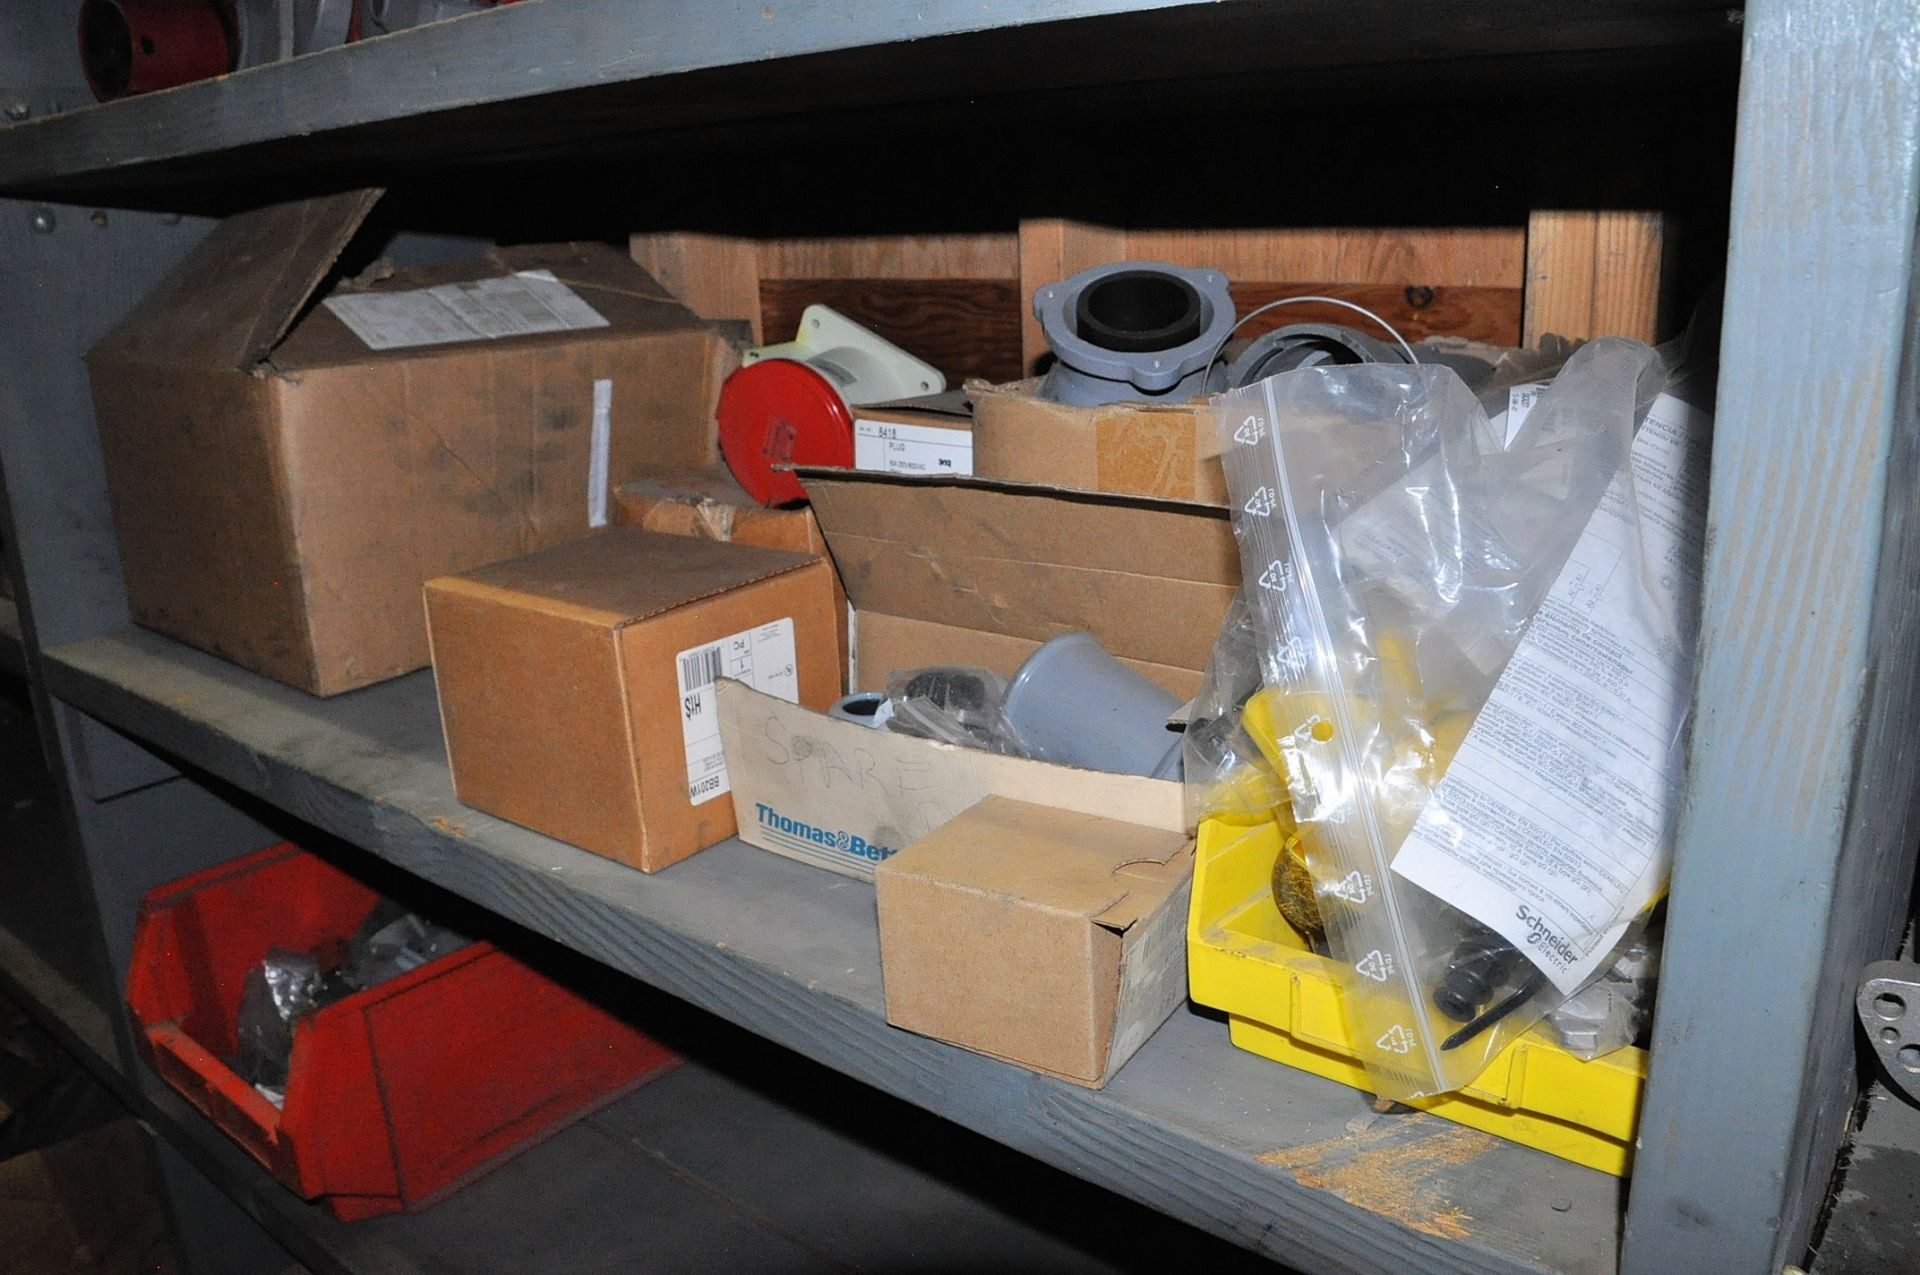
[797,470,1232,575]
[884,797,1187,930]
[271,242,721,370]
[857,389,973,419]
[90,188,384,372]
[797,469,1238,669]
[428,527,819,627]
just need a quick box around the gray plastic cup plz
[828,691,891,729]
[1001,632,1184,779]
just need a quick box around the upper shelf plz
[42,625,1622,1275]
[0,0,1738,199]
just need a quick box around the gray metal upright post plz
[1622,2,1920,1272]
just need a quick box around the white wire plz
[1203,294,1419,388]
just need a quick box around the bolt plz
[4,100,29,122]
[1404,285,1436,309]
[28,207,55,234]
[90,210,108,228]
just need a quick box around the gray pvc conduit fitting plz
[1000,633,1184,779]
[1225,322,1410,389]
[1034,262,1236,406]
[829,691,892,729]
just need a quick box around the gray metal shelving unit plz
[1,3,1916,1274]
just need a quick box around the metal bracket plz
[1857,960,1920,1102]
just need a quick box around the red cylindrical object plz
[716,359,855,507]
[80,0,232,102]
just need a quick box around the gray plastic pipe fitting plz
[1001,633,1184,780]
[1034,262,1236,406]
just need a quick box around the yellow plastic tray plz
[1187,816,1646,1175]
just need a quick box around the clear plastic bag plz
[883,666,1026,755]
[1211,337,1706,1099]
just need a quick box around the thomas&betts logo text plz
[756,804,896,862]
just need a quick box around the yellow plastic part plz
[1187,816,1647,1176]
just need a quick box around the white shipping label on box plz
[853,419,974,476]
[1391,392,1710,993]
[677,619,799,805]
[322,269,610,351]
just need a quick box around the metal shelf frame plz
[1,2,1917,1274]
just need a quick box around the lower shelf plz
[40,627,1626,1275]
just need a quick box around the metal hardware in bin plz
[128,842,680,1219]
[1187,817,1645,1175]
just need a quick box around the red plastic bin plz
[128,842,679,1220]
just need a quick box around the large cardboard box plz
[426,529,840,873]
[798,470,1240,699]
[612,467,849,686]
[89,189,740,695]
[875,796,1193,1087]
[968,379,1223,506]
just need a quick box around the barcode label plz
[679,646,724,689]
[676,619,800,805]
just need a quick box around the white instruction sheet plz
[1391,392,1709,992]
[322,269,609,350]
[677,619,799,805]
[853,419,974,476]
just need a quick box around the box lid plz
[426,527,819,628]
[90,188,385,372]
[885,796,1190,933]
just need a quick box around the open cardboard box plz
[718,466,1238,879]
[89,189,740,695]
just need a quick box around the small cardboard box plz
[875,796,1193,1087]
[426,528,840,872]
[848,390,975,478]
[968,379,1223,506]
[717,680,1184,879]
[90,189,740,695]
[799,469,1239,699]
[611,467,849,686]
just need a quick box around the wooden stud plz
[628,232,763,340]
[1523,209,1665,344]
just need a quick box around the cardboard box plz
[611,467,849,686]
[90,189,741,695]
[968,379,1224,506]
[718,680,1184,880]
[426,528,839,873]
[848,390,975,478]
[875,796,1193,1087]
[798,470,1239,699]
